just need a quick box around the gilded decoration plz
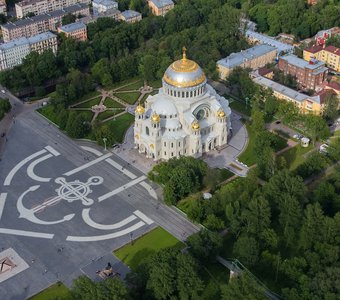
[135,104,145,114]
[191,120,200,130]
[217,109,225,118]
[151,112,161,123]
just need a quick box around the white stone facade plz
[134,50,231,161]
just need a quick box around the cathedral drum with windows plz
[134,48,231,161]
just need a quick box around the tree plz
[71,276,100,300]
[221,274,266,300]
[277,101,299,124]
[303,114,330,145]
[139,54,158,82]
[256,146,276,180]
[323,93,339,121]
[251,109,265,133]
[187,230,222,262]
[62,13,76,25]
[233,235,260,267]
[91,58,112,87]
[0,98,11,120]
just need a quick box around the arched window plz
[146,127,150,135]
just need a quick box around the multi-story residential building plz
[147,0,174,16]
[0,0,7,16]
[278,54,328,90]
[119,10,142,23]
[1,4,90,42]
[251,72,330,115]
[58,22,87,41]
[78,8,120,24]
[15,0,91,19]
[217,44,276,80]
[92,0,118,14]
[0,31,57,70]
[303,45,340,72]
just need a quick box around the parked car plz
[275,120,281,124]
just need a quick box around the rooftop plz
[121,10,141,19]
[304,45,323,54]
[149,0,174,9]
[280,54,327,73]
[0,31,56,51]
[217,44,276,69]
[245,30,294,53]
[59,22,86,33]
[93,0,117,5]
[324,45,340,55]
[2,3,88,30]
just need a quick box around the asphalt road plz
[0,92,199,299]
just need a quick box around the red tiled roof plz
[326,81,340,91]
[315,89,337,104]
[304,45,323,53]
[258,67,273,76]
[324,45,340,55]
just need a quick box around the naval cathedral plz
[134,48,231,161]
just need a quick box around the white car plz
[1,89,5,93]
[319,144,329,154]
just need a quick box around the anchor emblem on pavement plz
[17,176,104,225]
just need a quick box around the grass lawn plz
[37,105,60,126]
[277,144,314,170]
[29,282,71,300]
[114,227,184,270]
[229,100,251,116]
[78,90,100,102]
[334,130,340,137]
[106,113,134,143]
[117,80,143,91]
[97,110,124,121]
[238,123,256,166]
[148,79,162,88]
[177,193,201,215]
[74,97,101,108]
[104,97,124,109]
[109,77,142,91]
[115,92,140,105]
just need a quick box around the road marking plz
[27,153,53,182]
[64,152,113,176]
[80,146,103,157]
[105,158,137,179]
[0,193,7,221]
[45,145,60,156]
[139,181,157,200]
[98,175,146,202]
[66,221,145,242]
[0,228,54,239]
[4,149,47,186]
[134,210,154,225]
[82,209,137,230]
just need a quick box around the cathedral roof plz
[163,47,206,88]
[151,97,177,116]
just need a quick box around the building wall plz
[278,58,327,90]
[147,1,174,16]
[15,0,91,18]
[120,13,142,23]
[2,6,90,42]
[217,48,276,80]
[303,47,340,72]
[0,1,7,16]
[58,27,87,41]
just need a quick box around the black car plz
[275,120,281,124]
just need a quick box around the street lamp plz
[102,137,107,151]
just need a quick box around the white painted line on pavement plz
[27,153,53,182]
[0,228,54,239]
[45,145,60,156]
[105,158,137,179]
[139,181,157,200]
[64,152,112,176]
[80,146,103,157]
[66,221,145,242]
[82,209,137,230]
[134,210,154,225]
[4,149,47,186]
[98,175,146,202]
[0,193,7,221]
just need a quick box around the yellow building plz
[304,45,340,72]
[147,0,174,16]
[217,44,276,80]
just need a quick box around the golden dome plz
[217,109,225,118]
[191,120,200,130]
[135,104,145,114]
[163,47,206,88]
[150,144,154,150]
[151,112,160,123]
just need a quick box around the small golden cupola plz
[151,111,160,123]
[217,108,225,118]
[135,104,145,115]
[191,120,200,131]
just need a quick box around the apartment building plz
[217,44,276,80]
[119,10,142,23]
[15,0,91,18]
[58,22,87,41]
[0,31,57,70]
[278,54,328,90]
[304,45,340,72]
[1,4,90,42]
[252,73,327,115]
[0,0,7,16]
[147,0,174,16]
[92,0,118,14]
